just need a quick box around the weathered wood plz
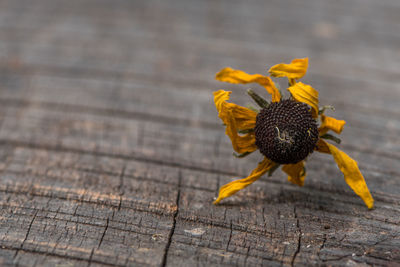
[0,0,399,266]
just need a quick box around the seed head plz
[254,100,319,164]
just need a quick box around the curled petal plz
[213,90,258,153]
[317,140,374,209]
[225,114,257,153]
[216,67,281,102]
[214,90,257,130]
[319,114,346,135]
[268,58,308,79]
[288,82,319,118]
[282,161,306,187]
[214,89,230,111]
[214,157,274,204]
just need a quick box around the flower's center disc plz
[254,100,319,164]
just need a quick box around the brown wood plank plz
[0,0,399,266]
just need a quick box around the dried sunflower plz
[213,58,374,209]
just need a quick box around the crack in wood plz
[291,206,302,267]
[98,217,109,249]
[117,165,126,197]
[13,209,38,261]
[4,245,124,267]
[117,165,126,212]
[161,171,182,267]
[317,234,327,260]
[244,246,251,266]
[87,248,95,267]
[226,221,233,251]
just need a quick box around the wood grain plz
[0,0,399,266]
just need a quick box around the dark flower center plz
[254,99,319,164]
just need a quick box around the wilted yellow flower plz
[213,58,374,209]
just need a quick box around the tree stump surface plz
[0,0,399,266]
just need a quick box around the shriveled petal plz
[319,114,346,135]
[268,58,308,79]
[316,140,374,209]
[230,105,258,130]
[216,67,281,102]
[213,157,274,204]
[213,90,258,153]
[288,82,319,118]
[282,161,306,187]
[224,113,257,153]
[214,89,231,111]
[214,90,257,130]
[315,139,330,153]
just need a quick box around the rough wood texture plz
[0,0,399,266]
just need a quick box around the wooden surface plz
[0,0,399,266]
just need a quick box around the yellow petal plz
[214,89,231,111]
[224,113,257,153]
[317,140,374,209]
[216,67,281,102]
[213,90,258,153]
[288,82,319,118]
[213,157,274,204]
[315,139,330,154]
[282,161,306,187]
[214,90,257,130]
[268,58,308,79]
[229,104,258,130]
[319,114,346,135]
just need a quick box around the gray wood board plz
[0,0,399,266]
